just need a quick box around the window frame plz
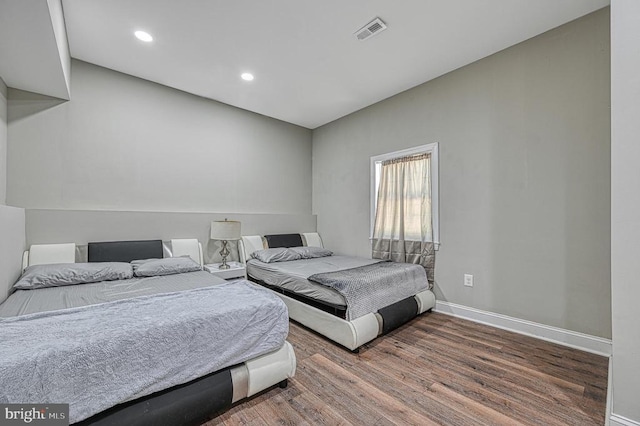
[369,142,440,248]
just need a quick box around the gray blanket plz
[0,270,228,317]
[309,261,429,320]
[0,281,288,423]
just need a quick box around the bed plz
[240,233,436,351]
[0,239,296,425]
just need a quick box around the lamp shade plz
[210,220,241,241]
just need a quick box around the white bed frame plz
[20,239,296,417]
[22,238,205,271]
[239,233,436,351]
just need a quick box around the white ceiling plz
[14,0,611,129]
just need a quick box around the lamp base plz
[219,240,231,270]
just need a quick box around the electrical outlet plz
[464,274,474,287]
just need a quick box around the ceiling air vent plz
[354,17,387,41]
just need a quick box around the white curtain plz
[373,153,432,242]
[372,153,435,284]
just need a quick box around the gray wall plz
[312,9,611,338]
[0,78,6,204]
[7,60,312,214]
[611,0,640,423]
[0,205,25,304]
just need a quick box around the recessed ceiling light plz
[134,30,153,42]
[241,73,254,81]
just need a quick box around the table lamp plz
[210,219,241,269]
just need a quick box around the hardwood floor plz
[207,312,608,425]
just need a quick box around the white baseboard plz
[610,414,640,426]
[434,301,612,357]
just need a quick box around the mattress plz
[0,270,227,317]
[246,255,381,308]
[0,280,289,423]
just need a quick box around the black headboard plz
[264,234,303,248]
[88,240,163,263]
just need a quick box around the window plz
[370,143,439,248]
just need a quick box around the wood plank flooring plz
[205,312,608,425]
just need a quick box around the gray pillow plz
[132,256,201,277]
[250,247,302,263]
[14,262,133,290]
[289,246,333,259]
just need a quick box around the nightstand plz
[204,261,246,280]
